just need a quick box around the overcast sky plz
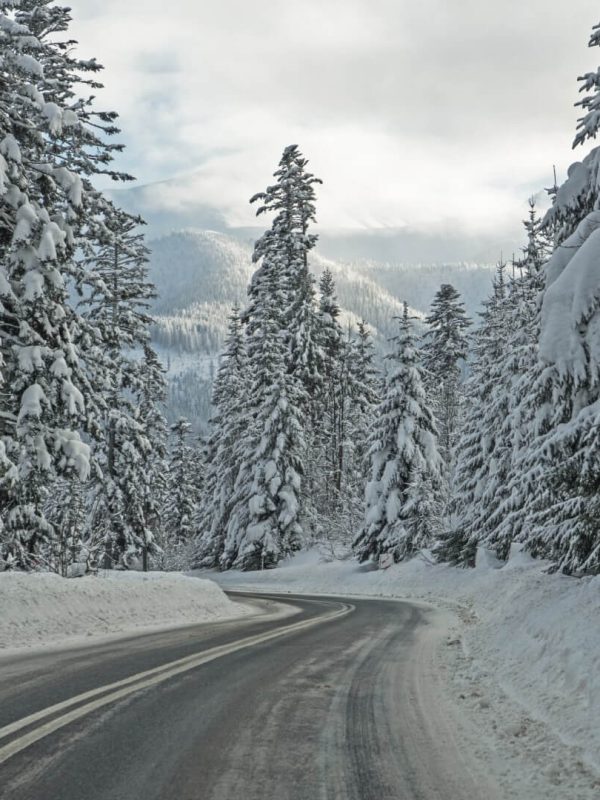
[70,0,600,236]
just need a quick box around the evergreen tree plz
[354,304,442,563]
[438,263,509,565]
[218,146,321,570]
[480,201,550,557]
[138,342,169,567]
[243,144,322,338]
[544,21,600,243]
[193,306,247,568]
[421,284,471,467]
[83,205,162,568]
[573,22,600,149]
[315,269,344,503]
[519,212,600,573]
[221,286,306,570]
[164,418,197,560]
[0,2,134,568]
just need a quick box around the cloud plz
[68,0,600,236]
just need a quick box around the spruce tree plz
[421,284,471,467]
[163,418,197,562]
[221,285,306,570]
[315,269,344,504]
[0,2,134,568]
[354,303,442,563]
[438,263,509,565]
[83,205,162,568]
[481,201,549,556]
[218,146,321,570]
[193,306,247,568]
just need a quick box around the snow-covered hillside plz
[147,228,493,426]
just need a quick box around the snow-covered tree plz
[315,269,344,501]
[163,418,197,559]
[216,147,322,570]
[437,263,509,565]
[478,201,550,557]
[193,306,247,568]
[83,206,163,568]
[243,144,322,338]
[544,21,600,243]
[421,284,471,468]
[519,213,600,574]
[0,2,135,568]
[221,285,306,570]
[354,304,442,563]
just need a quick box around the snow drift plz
[0,571,249,652]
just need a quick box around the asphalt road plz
[0,592,500,800]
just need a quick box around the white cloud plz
[69,0,600,235]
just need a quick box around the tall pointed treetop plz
[574,22,600,149]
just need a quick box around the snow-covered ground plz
[0,570,251,654]
[201,546,600,799]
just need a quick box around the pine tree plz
[163,418,197,564]
[438,263,509,565]
[480,201,550,557]
[83,205,162,568]
[315,269,344,506]
[221,286,306,570]
[422,284,471,467]
[354,303,442,563]
[0,2,133,568]
[218,147,320,570]
[544,21,600,243]
[193,306,247,568]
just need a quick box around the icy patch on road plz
[0,571,251,653]
[198,546,600,799]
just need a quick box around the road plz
[0,592,501,800]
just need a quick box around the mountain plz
[146,229,494,429]
[111,173,523,264]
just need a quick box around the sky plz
[70,0,600,238]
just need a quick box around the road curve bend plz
[0,592,501,800]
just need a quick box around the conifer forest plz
[3,5,600,800]
[1,4,600,581]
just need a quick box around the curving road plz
[0,592,500,800]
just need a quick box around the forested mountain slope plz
[146,228,494,426]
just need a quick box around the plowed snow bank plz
[0,571,248,652]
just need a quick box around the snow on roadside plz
[200,546,600,791]
[0,570,250,653]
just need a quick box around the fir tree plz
[243,144,322,338]
[438,263,508,565]
[421,284,471,467]
[354,304,442,563]
[0,2,133,567]
[221,286,306,570]
[315,268,344,503]
[164,418,197,559]
[218,147,320,570]
[83,205,162,568]
[193,306,247,568]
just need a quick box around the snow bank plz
[204,548,600,778]
[0,570,249,652]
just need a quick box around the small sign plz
[379,553,394,570]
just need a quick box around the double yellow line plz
[0,600,353,765]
